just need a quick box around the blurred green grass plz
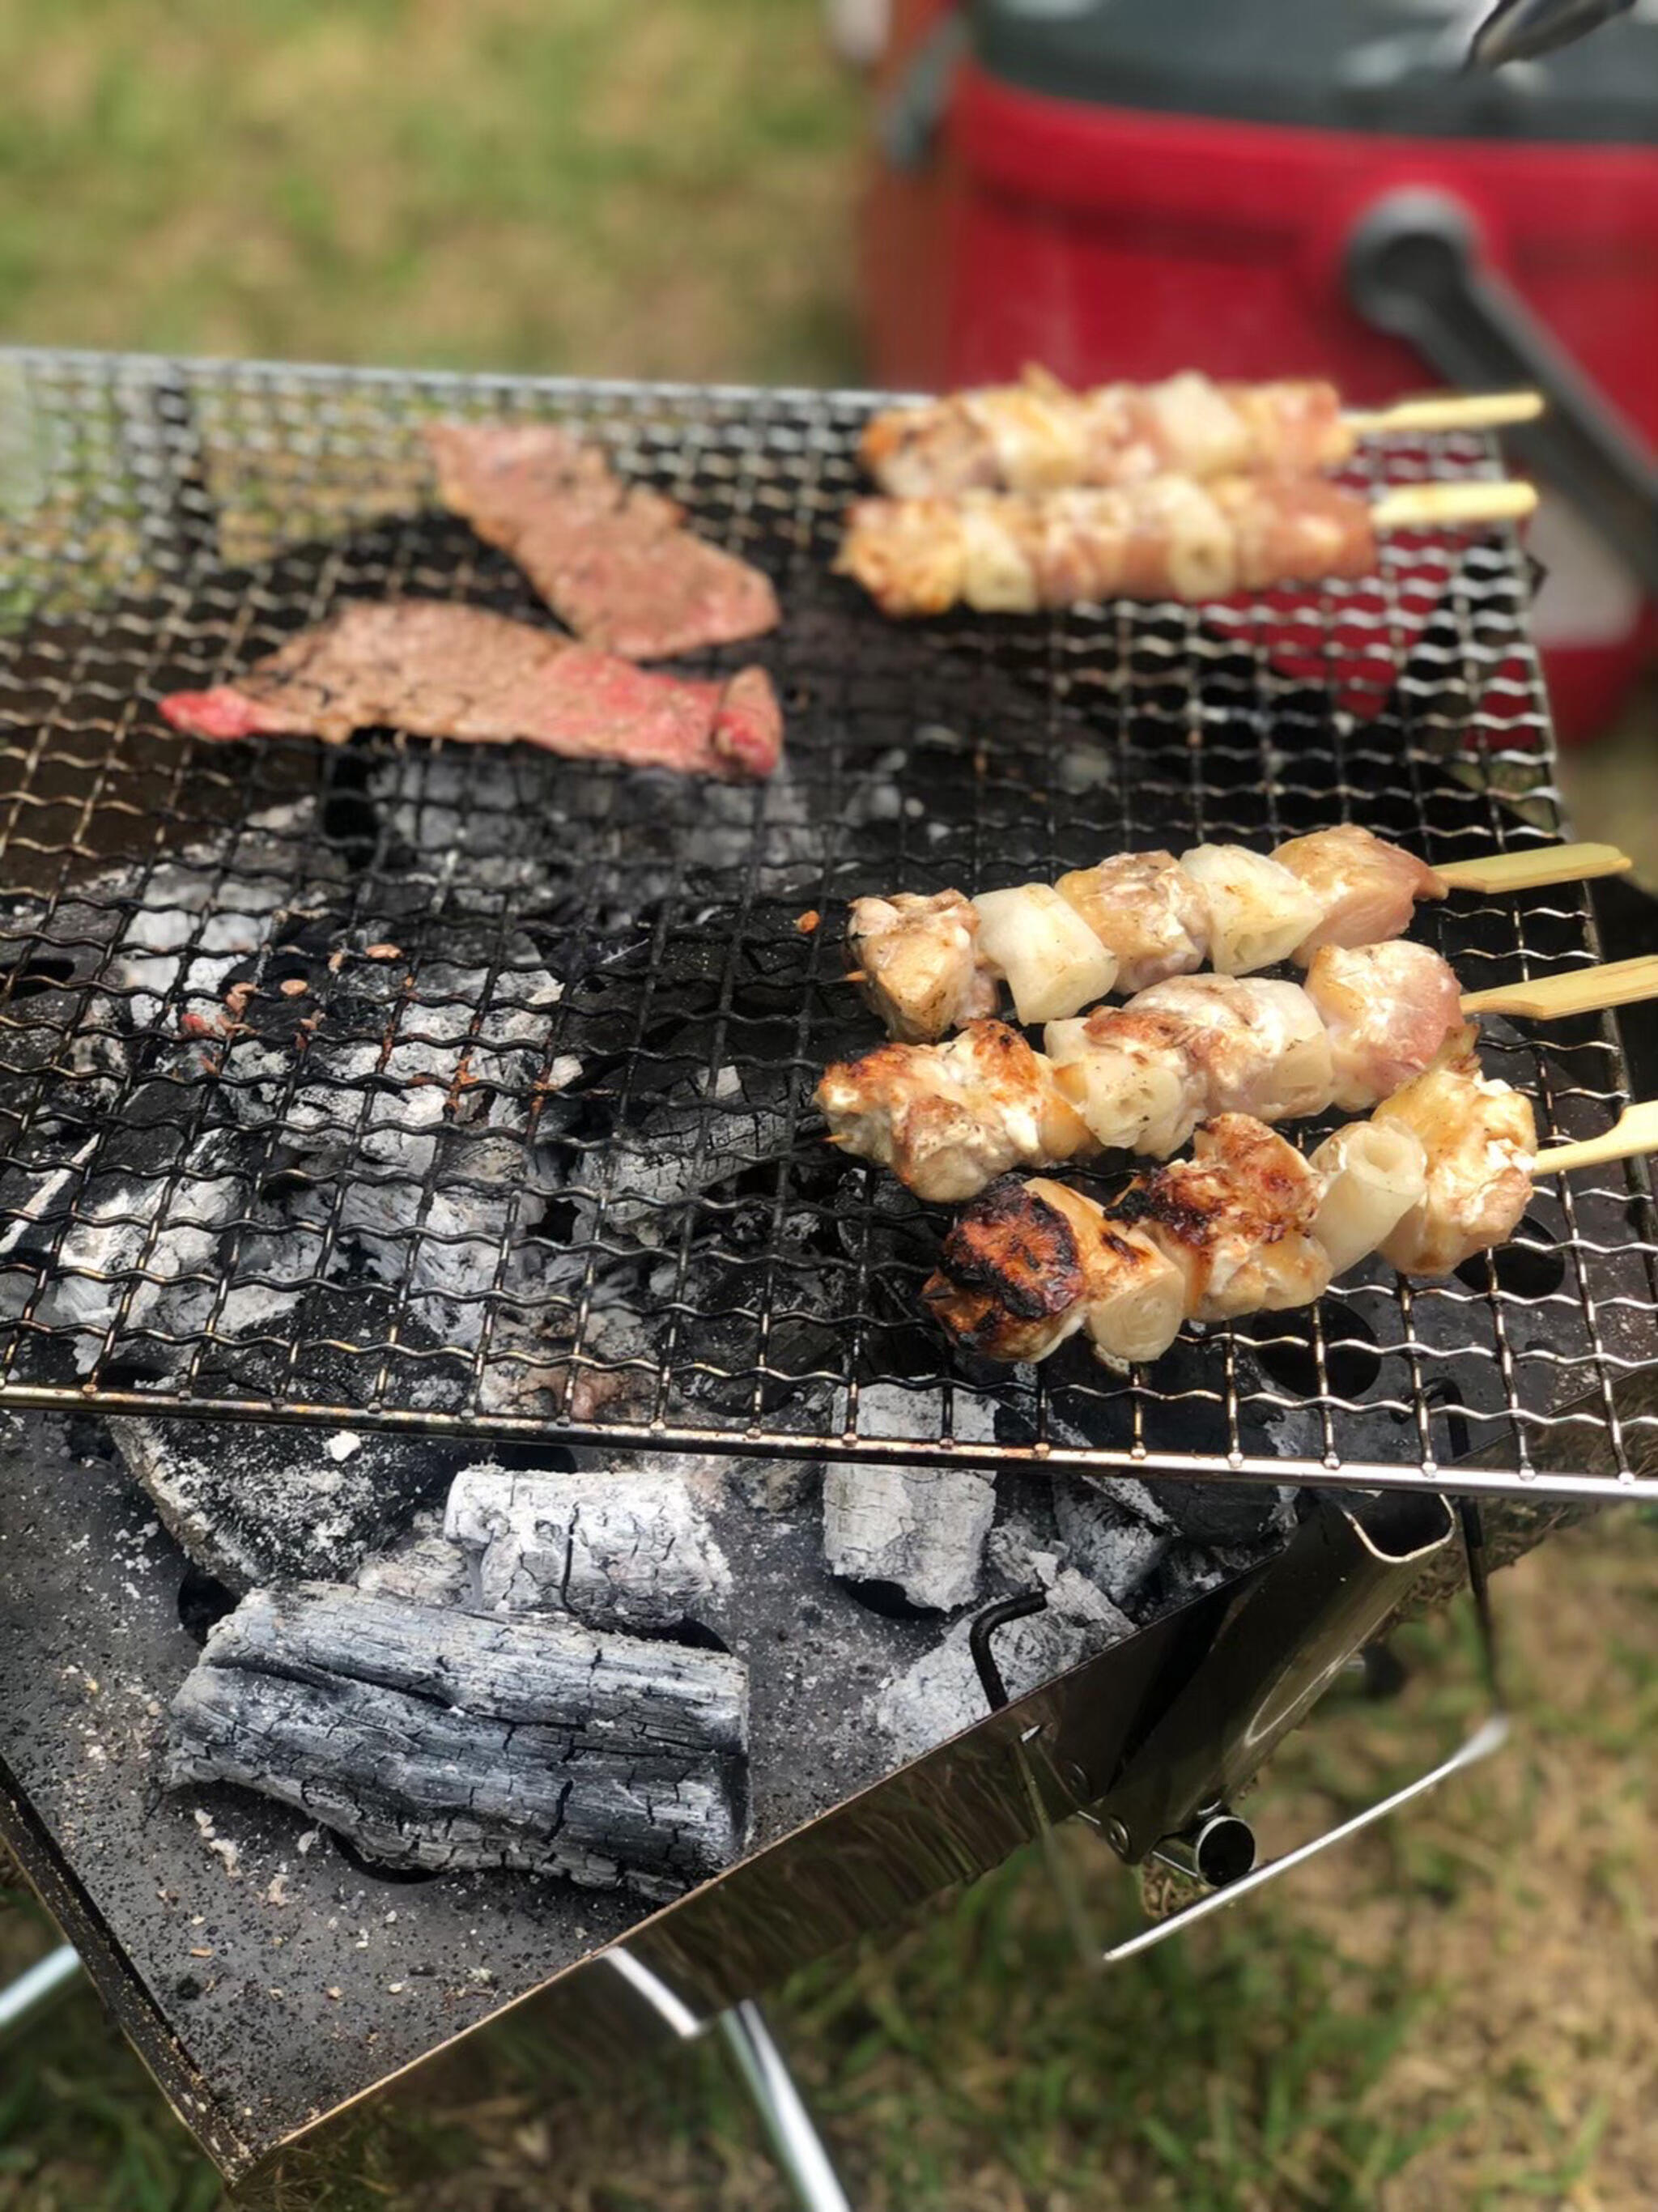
[0,0,863,384]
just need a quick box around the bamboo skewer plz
[1343,391,1545,437]
[1459,953,1658,1020]
[1435,843,1633,894]
[1371,479,1538,531]
[1535,1100,1658,1177]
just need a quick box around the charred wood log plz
[167,1585,749,1897]
[821,1465,994,1611]
[443,1465,730,1628]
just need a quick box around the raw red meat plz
[425,422,780,661]
[159,601,783,781]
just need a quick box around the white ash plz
[832,1379,1003,1451]
[352,1512,471,1607]
[875,1574,1135,1765]
[615,1451,820,1514]
[821,1465,995,1612]
[444,1464,730,1631]
[111,1417,460,1592]
[1052,1478,1171,1608]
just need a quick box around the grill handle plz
[1345,187,1658,594]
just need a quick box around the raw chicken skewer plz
[860,368,1544,499]
[836,474,1537,620]
[847,828,1631,1043]
[816,950,1658,1204]
[923,1044,1645,1374]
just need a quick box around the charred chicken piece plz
[924,1174,1187,1369]
[814,1020,1091,1205]
[1115,1113,1332,1321]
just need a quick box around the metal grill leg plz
[717,2001,852,2212]
[0,1942,82,2047]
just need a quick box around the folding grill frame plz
[0,345,1654,1506]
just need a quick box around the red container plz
[862,8,1658,739]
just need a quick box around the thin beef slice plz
[159,600,782,781]
[424,421,780,661]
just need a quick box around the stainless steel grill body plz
[0,347,1653,1497]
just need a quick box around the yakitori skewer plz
[921,1053,1657,1375]
[1459,952,1658,1020]
[837,474,1537,622]
[844,827,1635,1044]
[1534,1099,1658,1176]
[858,368,1545,499]
[816,948,1658,1204]
[1431,843,1632,895]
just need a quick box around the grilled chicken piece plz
[1176,845,1324,976]
[1114,1113,1331,1321]
[1044,1006,1209,1158]
[836,476,1379,619]
[1055,850,1211,995]
[1127,975,1335,1125]
[859,368,1349,499]
[1272,825,1448,961]
[1303,941,1468,1111]
[924,1174,1186,1368]
[1372,1049,1537,1275]
[847,891,997,1043]
[814,1020,1091,1205]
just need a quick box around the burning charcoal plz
[112,1419,461,1592]
[821,1466,995,1611]
[444,1464,731,1630]
[352,1512,472,1607]
[166,1584,750,1898]
[0,1125,257,1375]
[1052,1478,1171,1607]
[874,1573,1133,1763]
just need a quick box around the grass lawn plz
[3,1515,1655,2210]
[0,0,865,385]
[0,6,1654,2206]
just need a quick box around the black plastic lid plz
[970,0,1658,143]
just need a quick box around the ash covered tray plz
[0,1409,1348,2184]
[0,345,1651,1502]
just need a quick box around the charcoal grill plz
[0,346,1652,1503]
[0,347,1652,2200]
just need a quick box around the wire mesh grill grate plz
[0,347,1653,1497]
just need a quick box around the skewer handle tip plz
[1344,390,1545,438]
[1459,952,1658,1023]
[1372,479,1538,532]
[1536,1098,1658,1177]
[1435,842,1634,895]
